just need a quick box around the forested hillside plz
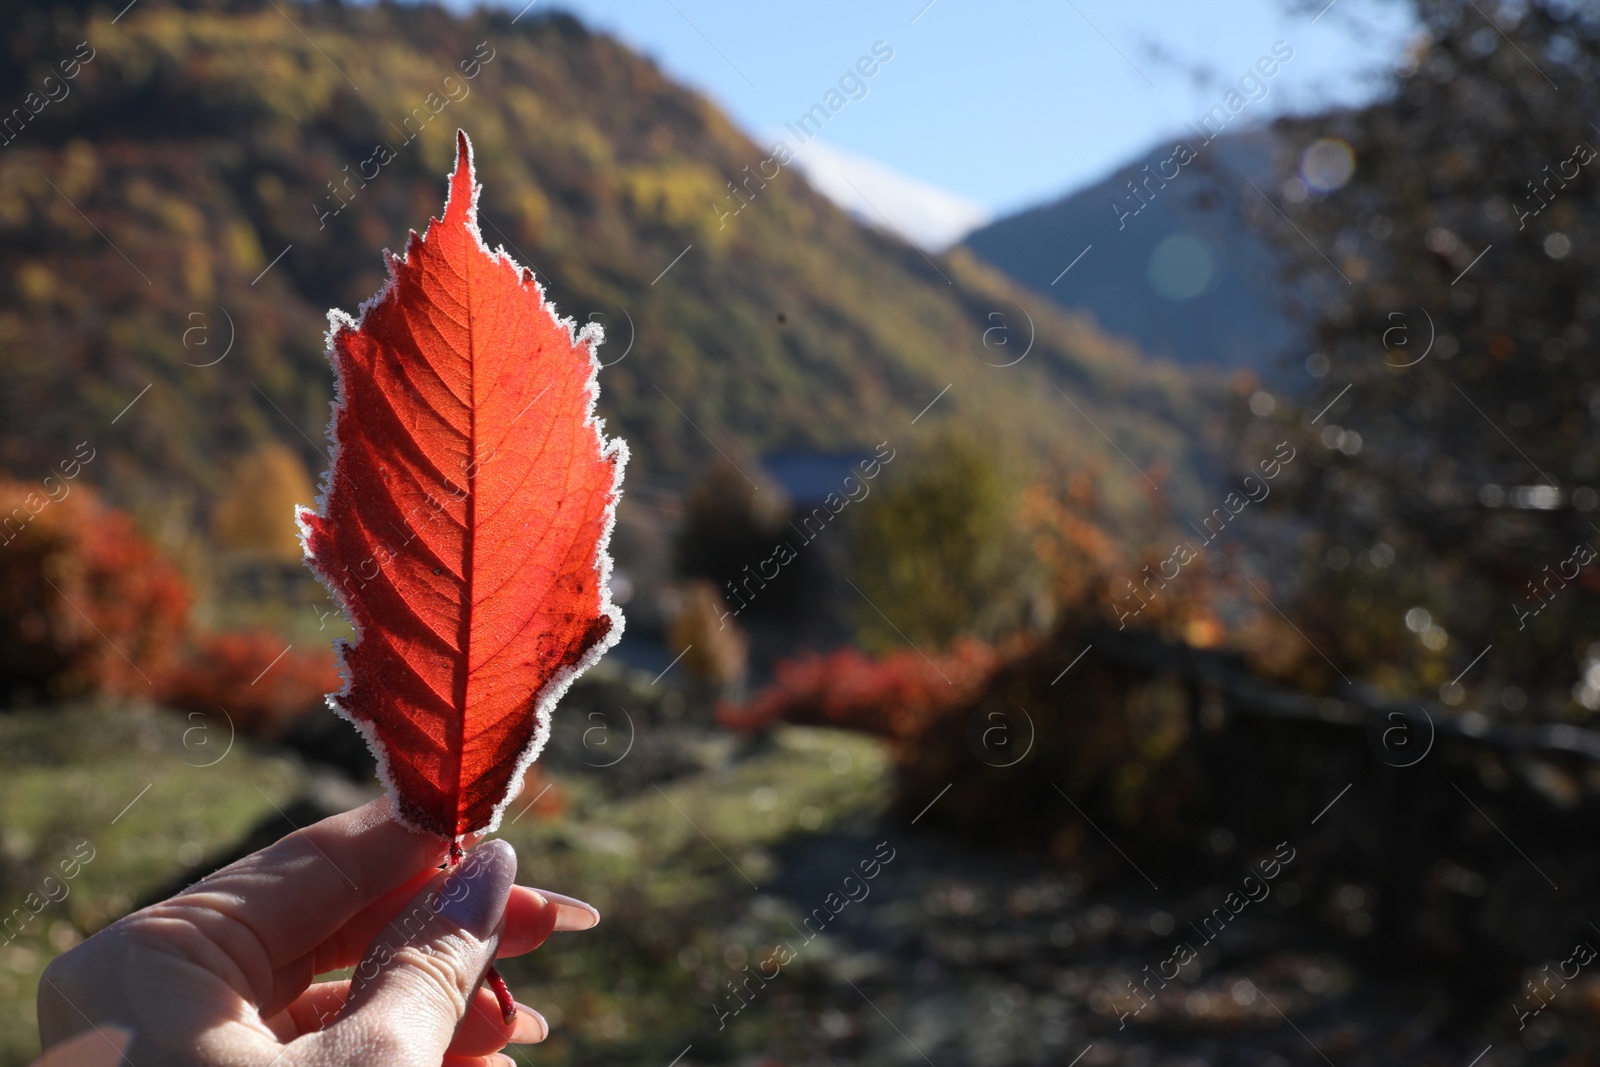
[0,0,1220,547]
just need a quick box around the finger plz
[312,882,558,973]
[443,1056,515,1067]
[264,980,350,1041]
[259,867,441,1016]
[166,795,446,977]
[267,980,547,1054]
[307,868,448,973]
[453,992,547,1055]
[298,869,593,973]
[522,889,601,933]
[495,886,561,959]
[308,840,517,1067]
[273,874,561,1044]
[272,875,570,1015]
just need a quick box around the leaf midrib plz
[449,233,478,839]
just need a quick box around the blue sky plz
[441,0,1417,240]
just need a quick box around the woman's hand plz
[34,795,597,1067]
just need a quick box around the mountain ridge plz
[962,127,1302,376]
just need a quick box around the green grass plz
[0,702,894,1066]
[0,703,310,1066]
[490,726,894,1066]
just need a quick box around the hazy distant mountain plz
[963,129,1304,375]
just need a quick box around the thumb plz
[310,839,517,1067]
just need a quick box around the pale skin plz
[34,796,598,1067]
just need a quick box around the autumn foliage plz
[719,623,1208,864]
[717,466,1153,745]
[719,462,1300,860]
[0,476,190,701]
[0,477,336,732]
[158,628,341,737]
[717,637,1006,739]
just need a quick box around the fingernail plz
[510,1004,548,1043]
[437,839,517,939]
[492,1055,517,1067]
[540,890,601,931]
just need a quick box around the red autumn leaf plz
[299,130,626,841]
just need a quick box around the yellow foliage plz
[851,431,1036,650]
[619,161,725,233]
[182,245,214,301]
[99,11,350,125]
[62,140,98,191]
[210,443,315,559]
[16,263,53,304]
[668,580,748,686]
[158,199,206,238]
[253,174,285,205]
[224,219,264,275]
[515,185,551,243]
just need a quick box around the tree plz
[211,442,316,560]
[1238,0,1600,718]
[849,431,1039,651]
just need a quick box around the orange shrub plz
[157,629,341,738]
[510,763,565,822]
[0,478,190,702]
[727,628,1207,866]
[717,636,1009,739]
[0,476,335,734]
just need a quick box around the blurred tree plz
[1019,465,1249,657]
[210,441,316,559]
[674,457,788,581]
[666,578,749,702]
[849,431,1038,651]
[673,456,822,633]
[1241,0,1600,717]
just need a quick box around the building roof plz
[759,451,873,506]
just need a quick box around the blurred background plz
[4,0,1600,1063]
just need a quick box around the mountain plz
[0,0,1224,558]
[962,129,1303,375]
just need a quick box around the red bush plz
[717,636,1009,739]
[726,628,1207,867]
[0,477,335,733]
[158,629,341,738]
[511,763,565,822]
[0,478,191,702]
